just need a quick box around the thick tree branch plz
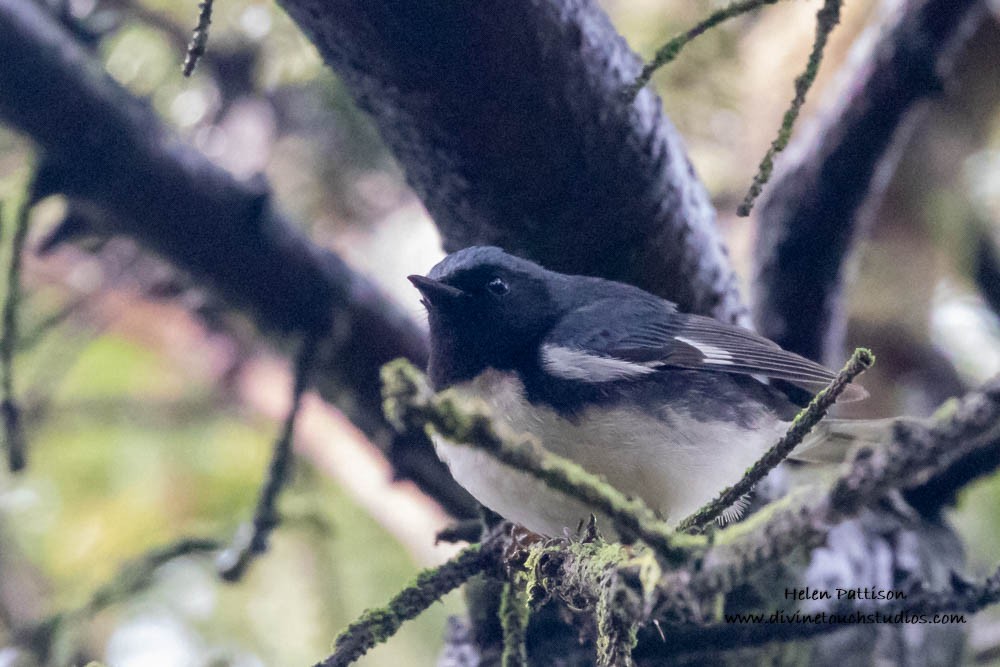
[0,0,477,518]
[276,0,750,326]
[752,0,985,363]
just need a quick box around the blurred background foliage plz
[0,0,999,665]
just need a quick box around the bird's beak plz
[407,275,467,308]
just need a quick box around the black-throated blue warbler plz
[409,246,874,535]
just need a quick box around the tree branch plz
[0,0,477,518]
[13,537,221,663]
[318,543,488,667]
[500,580,529,667]
[276,0,750,326]
[975,229,1000,318]
[1,184,32,472]
[181,0,213,76]
[624,0,784,100]
[752,0,985,363]
[218,333,319,581]
[738,0,844,216]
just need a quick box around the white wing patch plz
[675,336,734,366]
[541,344,656,382]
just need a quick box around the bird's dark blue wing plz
[541,297,866,400]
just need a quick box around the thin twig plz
[17,296,88,354]
[381,360,704,565]
[14,537,220,656]
[317,543,487,667]
[218,333,319,581]
[182,0,214,77]
[678,348,873,532]
[82,538,222,614]
[624,0,783,100]
[738,0,843,216]
[1,195,32,472]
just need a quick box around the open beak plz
[407,275,467,308]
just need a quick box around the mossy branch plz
[317,543,487,667]
[377,367,1000,661]
[624,0,783,100]
[677,347,874,532]
[509,372,1000,636]
[738,0,843,216]
[596,567,640,667]
[381,359,704,565]
[500,581,529,667]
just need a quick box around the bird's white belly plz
[433,370,786,536]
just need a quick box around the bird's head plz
[409,246,563,389]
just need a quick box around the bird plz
[408,246,877,536]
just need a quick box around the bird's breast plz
[433,369,785,535]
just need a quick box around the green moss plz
[499,582,528,667]
[328,544,485,665]
[595,573,639,667]
[626,0,782,100]
[632,548,663,610]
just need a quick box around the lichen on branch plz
[738,0,844,216]
[317,543,488,667]
[625,0,785,100]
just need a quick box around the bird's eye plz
[486,277,509,296]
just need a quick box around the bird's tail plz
[790,417,922,464]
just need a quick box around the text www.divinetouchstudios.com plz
[723,588,967,625]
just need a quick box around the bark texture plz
[277,0,751,326]
[0,0,477,518]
